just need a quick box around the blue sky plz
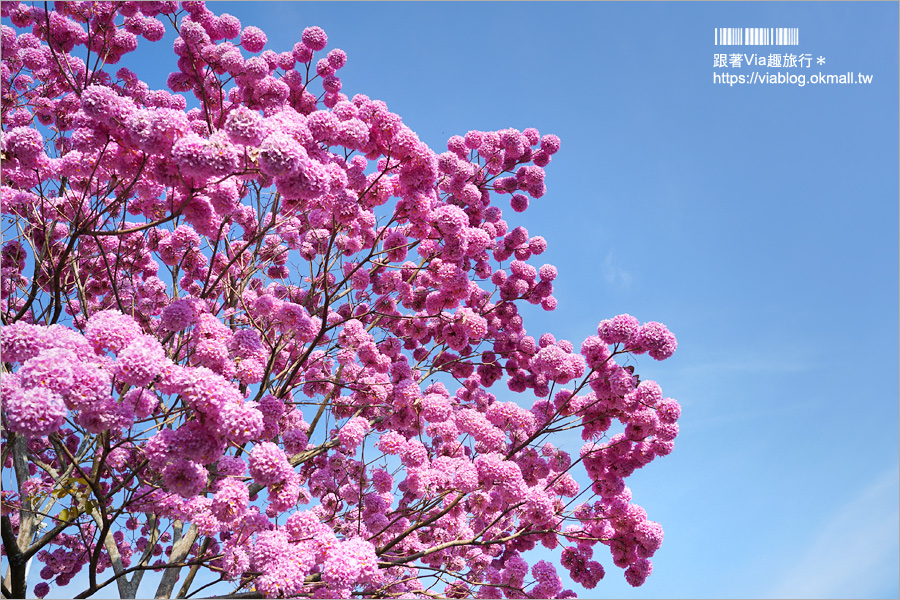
[8,2,899,598]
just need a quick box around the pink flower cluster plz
[338,416,370,452]
[598,314,678,360]
[248,441,291,486]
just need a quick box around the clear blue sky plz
[15,2,900,598]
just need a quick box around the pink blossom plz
[540,134,561,154]
[171,133,239,181]
[636,321,678,360]
[265,470,301,514]
[301,26,327,51]
[115,335,168,387]
[283,427,309,455]
[625,559,652,587]
[597,313,641,346]
[510,193,528,212]
[211,478,249,522]
[322,538,374,588]
[218,456,247,477]
[377,431,407,455]
[80,85,135,125]
[217,13,241,39]
[422,393,452,422]
[5,386,67,436]
[327,48,347,69]
[5,126,44,165]
[18,348,76,395]
[67,362,113,410]
[486,401,537,435]
[173,421,225,464]
[1,322,50,363]
[159,298,197,331]
[455,409,505,451]
[240,26,267,52]
[162,458,207,499]
[127,108,188,154]
[338,416,370,452]
[122,388,158,418]
[216,401,265,444]
[464,130,483,149]
[248,441,291,486]
[656,398,682,423]
[224,105,267,145]
[258,132,306,176]
[275,157,329,200]
[529,236,548,255]
[85,310,142,353]
[430,205,469,235]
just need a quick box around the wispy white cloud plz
[602,251,633,290]
[767,465,900,599]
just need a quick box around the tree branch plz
[154,522,199,599]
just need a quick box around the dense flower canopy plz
[0,2,680,598]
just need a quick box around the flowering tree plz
[0,2,682,598]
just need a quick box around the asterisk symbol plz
[817,56,826,65]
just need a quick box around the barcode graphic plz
[715,28,799,46]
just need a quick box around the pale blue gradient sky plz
[10,2,899,598]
